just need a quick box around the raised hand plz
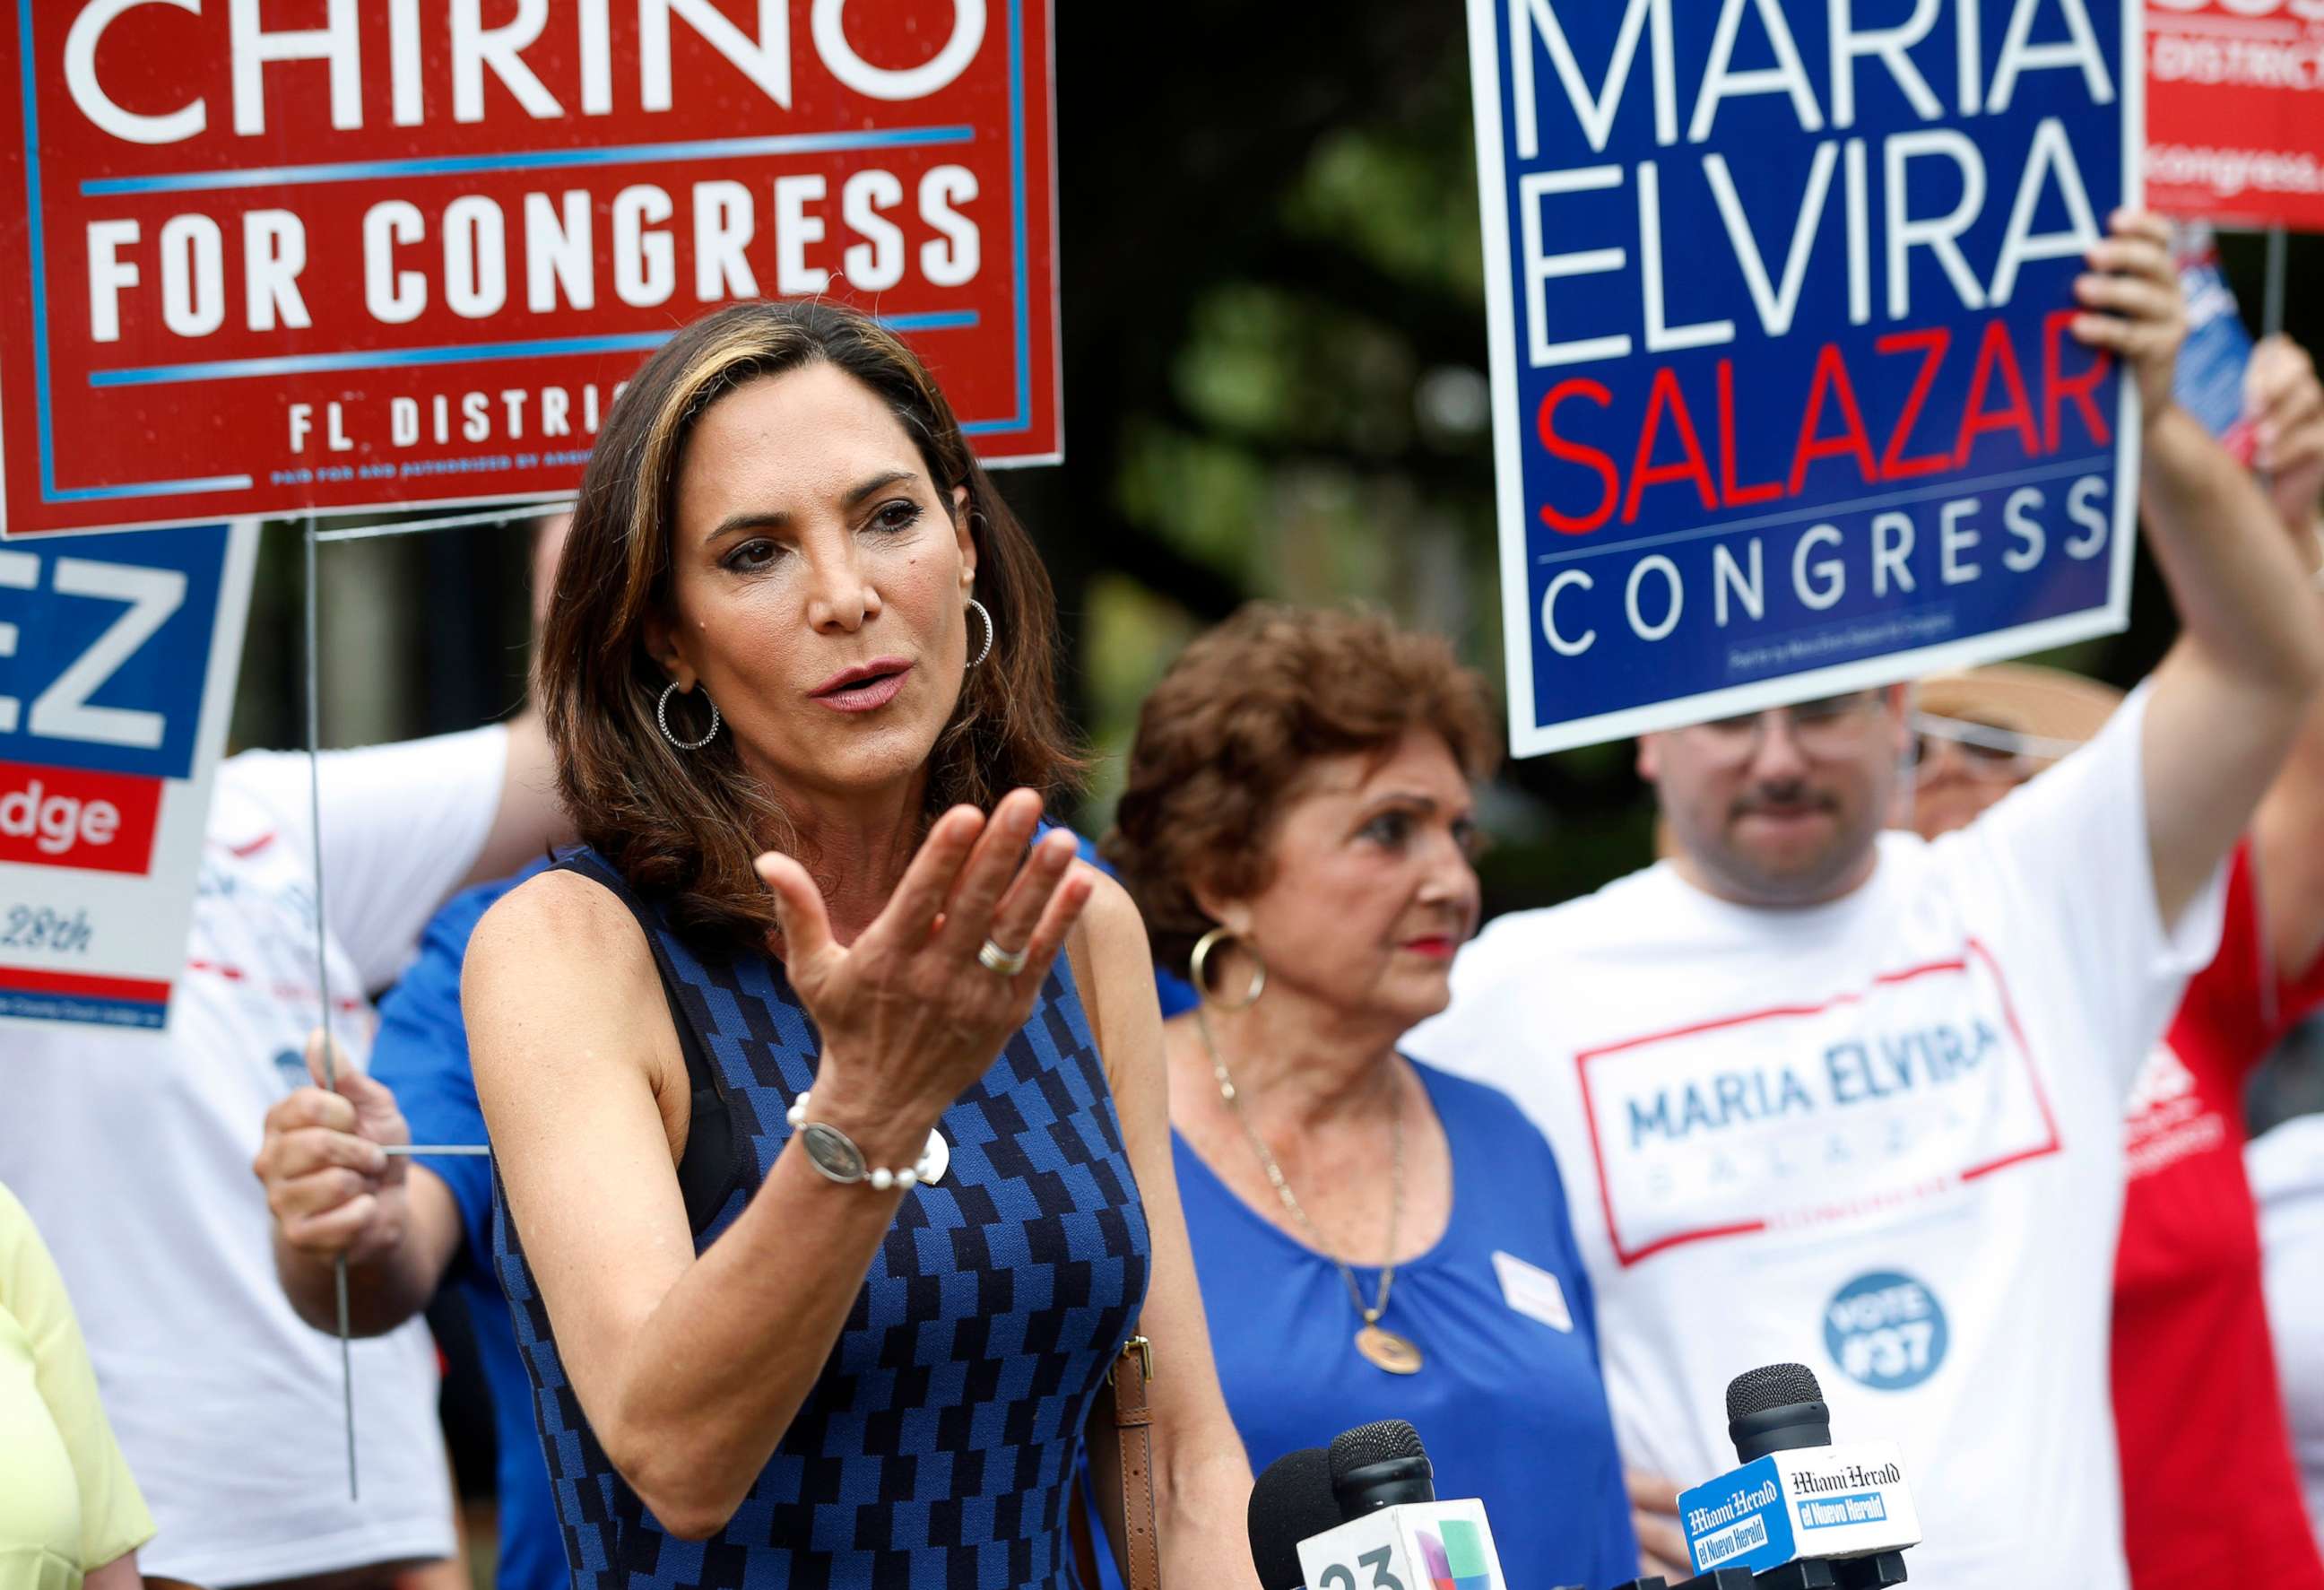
[754,788,1096,1160]
[2248,335,2324,538]
[2071,210,2187,427]
[253,1029,409,1264]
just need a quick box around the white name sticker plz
[1492,1249,1574,1333]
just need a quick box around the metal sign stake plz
[2264,225,2288,341]
[303,517,359,1503]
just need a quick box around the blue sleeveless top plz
[493,850,1152,1588]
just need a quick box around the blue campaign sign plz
[0,525,231,781]
[0,522,252,1030]
[1467,0,2140,755]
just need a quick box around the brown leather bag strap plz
[1070,1334,1160,1590]
[1111,1335,1160,1590]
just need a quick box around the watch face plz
[801,1122,866,1184]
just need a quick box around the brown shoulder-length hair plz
[1101,603,1499,982]
[539,300,1082,951]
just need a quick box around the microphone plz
[1290,1421,1514,1590]
[1249,1447,1340,1590]
[1329,1418,1435,1514]
[1727,1362,1831,1462]
[1673,1364,1921,1586]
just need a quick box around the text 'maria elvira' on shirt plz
[1405,686,2224,1590]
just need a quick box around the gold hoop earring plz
[1189,925,1265,1012]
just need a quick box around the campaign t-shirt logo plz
[2121,1040,2223,1181]
[1825,1271,1948,1393]
[1574,940,2061,1264]
[2123,1044,2197,1120]
[271,1046,308,1091]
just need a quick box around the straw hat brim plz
[1914,663,2123,750]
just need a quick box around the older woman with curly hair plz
[461,300,1257,1587]
[1104,604,1636,1588]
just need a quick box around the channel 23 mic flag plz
[0,524,256,1030]
[0,1,1060,539]
[1468,0,2141,755]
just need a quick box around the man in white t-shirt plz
[0,720,564,1590]
[0,525,568,1590]
[1406,212,2324,1589]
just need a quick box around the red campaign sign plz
[0,1,1060,538]
[2146,0,2324,231]
[0,760,161,875]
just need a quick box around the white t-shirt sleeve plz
[227,725,509,991]
[1947,682,2225,1096]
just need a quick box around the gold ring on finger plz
[977,937,1030,977]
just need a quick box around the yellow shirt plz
[0,1182,153,1590]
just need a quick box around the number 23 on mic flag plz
[1467,0,2141,756]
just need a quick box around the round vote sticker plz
[1824,1271,1949,1393]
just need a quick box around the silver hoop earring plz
[1189,925,1266,1012]
[966,598,995,669]
[656,682,720,751]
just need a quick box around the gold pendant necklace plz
[1355,1323,1425,1375]
[1197,1008,1424,1375]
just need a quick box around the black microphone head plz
[1726,1362,1825,1421]
[1328,1419,1435,1515]
[1328,1418,1426,1474]
[1725,1362,1833,1463]
[1249,1447,1340,1590]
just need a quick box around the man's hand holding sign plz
[2249,335,2324,539]
[256,1030,470,1340]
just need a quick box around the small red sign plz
[0,1,1060,537]
[0,760,161,874]
[2146,1,2324,231]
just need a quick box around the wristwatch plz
[786,1090,950,1190]
[799,1120,871,1185]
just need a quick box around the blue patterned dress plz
[493,851,1152,1588]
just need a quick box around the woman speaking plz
[464,301,1255,1586]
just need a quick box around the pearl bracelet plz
[785,1090,949,1190]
